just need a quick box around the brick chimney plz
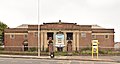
[59,20,61,22]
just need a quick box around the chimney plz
[59,20,61,22]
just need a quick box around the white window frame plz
[104,35,109,39]
[24,34,28,39]
[10,34,15,39]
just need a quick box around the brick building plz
[4,20,114,51]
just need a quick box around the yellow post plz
[92,46,93,58]
[97,43,98,59]
[92,40,99,59]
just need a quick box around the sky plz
[0,0,120,42]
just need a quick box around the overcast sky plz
[0,0,120,42]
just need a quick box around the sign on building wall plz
[55,34,65,47]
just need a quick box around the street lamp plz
[38,0,40,57]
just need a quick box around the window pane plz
[67,32,73,40]
[81,32,86,37]
[10,34,15,39]
[92,35,96,39]
[105,35,109,39]
[24,34,28,39]
[47,32,53,40]
[35,32,38,37]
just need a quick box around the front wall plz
[4,23,115,51]
[95,34,114,48]
[28,32,38,48]
[4,33,26,51]
[79,32,92,48]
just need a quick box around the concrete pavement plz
[0,54,119,63]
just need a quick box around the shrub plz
[99,50,108,54]
[54,51,67,56]
[80,47,92,51]
[72,51,79,55]
[0,47,4,51]
[28,47,37,52]
[81,50,91,55]
[45,47,49,52]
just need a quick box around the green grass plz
[0,47,119,56]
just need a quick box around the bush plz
[0,51,37,56]
[28,47,37,52]
[72,51,79,55]
[81,50,91,55]
[99,50,108,54]
[0,43,3,46]
[54,51,67,56]
[45,47,49,52]
[0,47,4,51]
[80,47,92,51]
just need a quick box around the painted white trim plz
[80,31,92,33]
[5,33,28,35]
[92,33,114,35]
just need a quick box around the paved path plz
[0,58,119,64]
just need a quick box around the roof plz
[92,24,104,29]
[4,20,114,33]
[16,24,28,28]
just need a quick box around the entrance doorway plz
[23,40,28,51]
[57,47,63,52]
[67,40,72,52]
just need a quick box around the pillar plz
[54,32,57,51]
[44,32,47,51]
[63,32,67,51]
[77,32,80,51]
[73,32,76,51]
[75,32,77,51]
[40,32,43,51]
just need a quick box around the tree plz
[0,21,8,44]
[0,21,8,35]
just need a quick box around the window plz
[35,32,38,37]
[92,35,96,39]
[10,34,15,39]
[105,35,109,39]
[81,32,86,37]
[24,34,28,39]
[47,32,53,40]
[67,32,73,40]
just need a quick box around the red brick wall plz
[4,34,25,51]
[28,32,38,48]
[96,35,114,48]
[79,33,92,48]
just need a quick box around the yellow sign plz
[92,40,99,59]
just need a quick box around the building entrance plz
[67,40,72,52]
[55,31,65,52]
[57,47,63,52]
[23,40,28,51]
